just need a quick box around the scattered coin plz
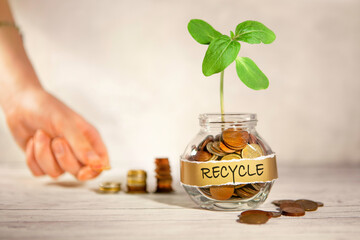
[238,210,271,224]
[269,211,282,218]
[281,206,305,217]
[271,199,295,207]
[235,199,323,223]
[279,201,303,210]
[295,199,318,211]
[209,185,234,200]
[316,201,324,207]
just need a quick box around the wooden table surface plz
[0,163,359,240]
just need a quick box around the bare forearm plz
[0,0,42,112]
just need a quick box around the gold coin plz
[206,142,226,157]
[99,182,121,193]
[208,154,218,161]
[221,154,241,160]
[241,144,264,158]
[209,185,234,200]
[127,170,147,177]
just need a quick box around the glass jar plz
[180,113,278,211]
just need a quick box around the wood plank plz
[0,164,359,240]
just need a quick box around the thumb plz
[62,119,110,171]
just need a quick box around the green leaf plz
[202,35,240,76]
[235,57,269,90]
[230,31,235,39]
[188,19,222,45]
[234,20,276,44]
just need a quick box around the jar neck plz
[199,113,257,130]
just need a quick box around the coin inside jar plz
[192,150,212,161]
[222,129,249,150]
[209,185,234,200]
[220,153,241,160]
[241,144,264,158]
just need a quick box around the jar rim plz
[199,113,257,127]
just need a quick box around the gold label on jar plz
[180,154,278,187]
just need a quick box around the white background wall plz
[1,0,359,180]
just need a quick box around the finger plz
[51,137,82,176]
[77,166,101,181]
[34,129,64,178]
[25,138,45,176]
[81,124,110,169]
[62,117,110,170]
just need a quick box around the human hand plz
[3,86,110,181]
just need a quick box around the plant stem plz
[220,70,225,121]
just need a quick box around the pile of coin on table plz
[237,199,324,224]
[155,158,173,193]
[97,158,173,194]
[189,128,268,201]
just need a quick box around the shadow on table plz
[46,181,85,188]
[140,189,200,209]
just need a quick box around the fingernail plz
[53,140,65,157]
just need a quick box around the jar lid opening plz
[199,113,257,127]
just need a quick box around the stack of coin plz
[98,182,121,194]
[155,158,173,193]
[189,128,267,201]
[127,170,147,193]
